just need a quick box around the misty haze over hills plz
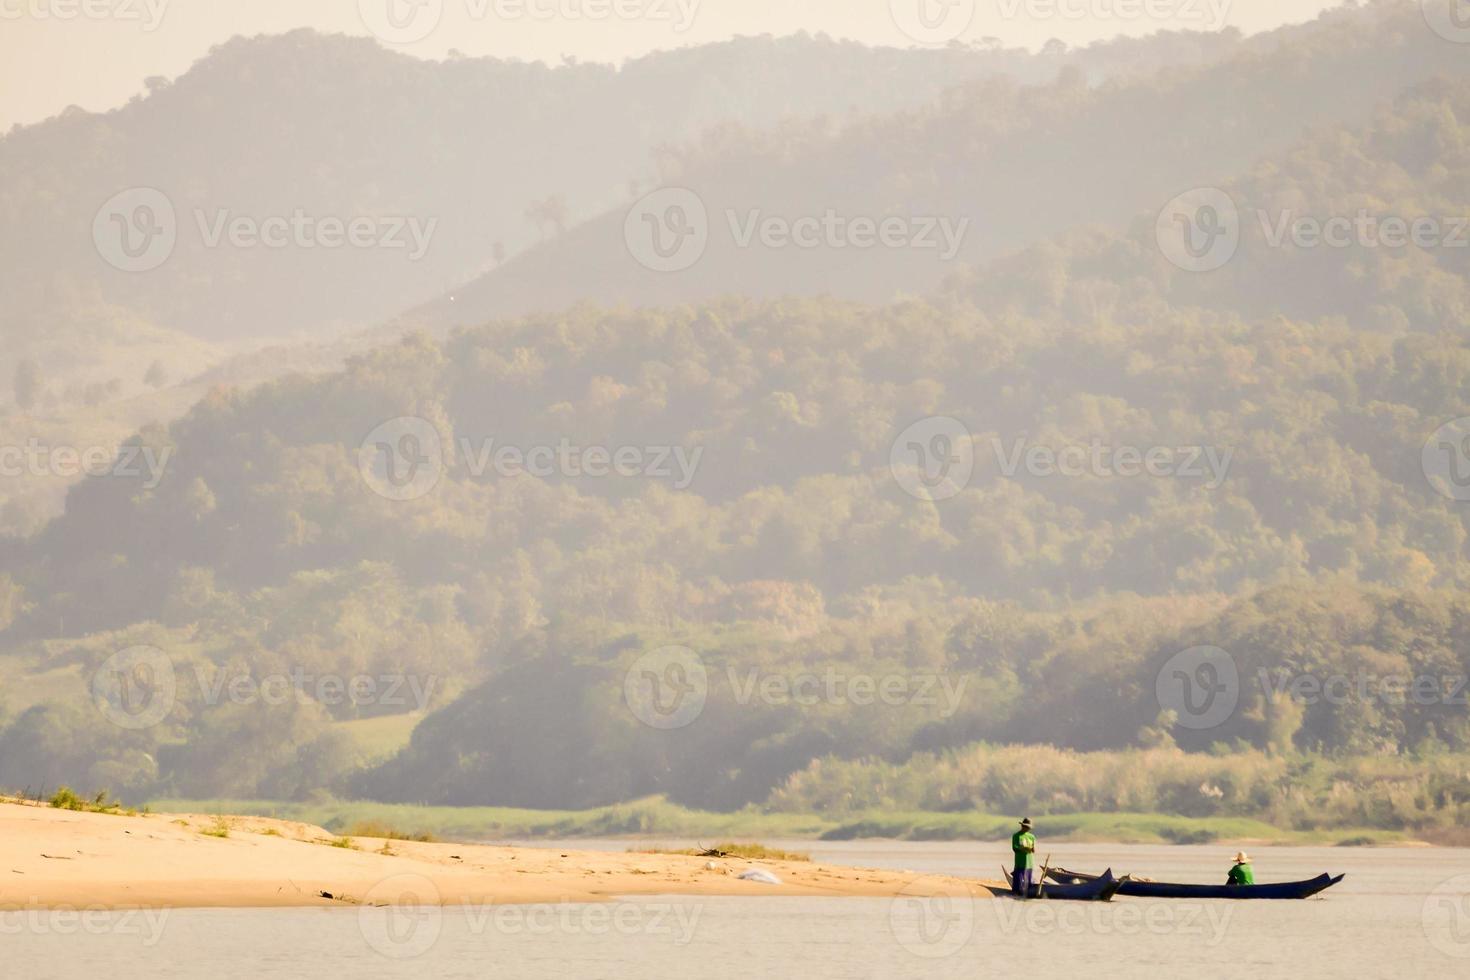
[0,27,1231,386]
[0,1,1468,834]
[0,25,1213,533]
[403,0,1470,329]
[0,21,1244,533]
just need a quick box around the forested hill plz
[955,76,1470,333]
[359,585,1470,809]
[0,25,1243,538]
[0,26,1219,405]
[1,67,1468,807]
[21,56,1470,621]
[400,0,1470,330]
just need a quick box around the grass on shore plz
[340,820,438,843]
[48,787,140,816]
[635,842,811,862]
[145,796,1415,847]
[148,796,830,842]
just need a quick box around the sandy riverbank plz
[0,799,1002,909]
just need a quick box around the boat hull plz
[1046,868,1345,900]
[1003,867,1124,901]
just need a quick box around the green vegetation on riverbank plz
[148,796,1416,847]
[637,842,812,862]
[4,37,1470,819]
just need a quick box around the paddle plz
[1036,853,1052,900]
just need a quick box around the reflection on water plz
[8,843,1468,979]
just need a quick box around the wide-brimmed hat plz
[1234,851,1250,864]
[1019,818,1033,828]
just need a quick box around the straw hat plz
[1233,851,1250,864]
[1019,818,1033,829]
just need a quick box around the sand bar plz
[0,799,1003,909]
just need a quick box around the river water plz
[8,841,1468,978]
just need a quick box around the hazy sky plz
[2,0,1346,131]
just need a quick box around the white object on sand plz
[737,868,782,885]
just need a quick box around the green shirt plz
[1227,863,1255,886]
[1011,830,1036,869]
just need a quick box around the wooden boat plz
[1044,867,1345,900]
[1002,866,1124,901]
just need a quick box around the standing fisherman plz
[1226,851,1255,886]
[1010,818,1036,896]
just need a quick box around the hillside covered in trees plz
[403,1,1470,328]
[2,47,1469,829]
[0,4,1466,843]
[0,25,1224,408]
[0,23,1246,538]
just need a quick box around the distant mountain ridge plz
[0,27,1209,367]
[7,61,1470,797]
[0,23,1234,530]
[396,1,1470,331]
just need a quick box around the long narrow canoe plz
[1002,867,1124,901]
[1045,867,1345,900]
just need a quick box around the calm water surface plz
[10,842,1468,978]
